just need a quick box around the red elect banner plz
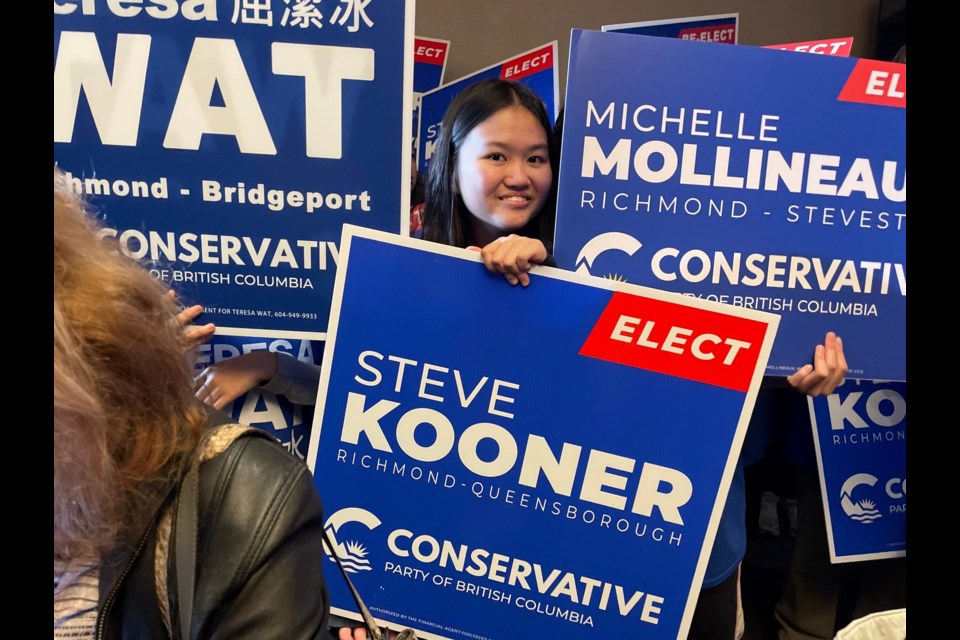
[500,44,554,80]
[678,24,736,44]
[580,292,770,392]
[838,59,906,108]
[765,37,854,57]
[414,37,448,65]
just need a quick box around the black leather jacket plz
[96,428,332,639]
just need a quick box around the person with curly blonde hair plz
[53,167,332,639]
[54,173,206,562]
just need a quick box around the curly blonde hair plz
[54,167,204,559]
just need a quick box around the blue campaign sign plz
[307,226,779,639]
[193,333,322,461]
[417,41,558,177]
[602,13,738,44]
[414,36,450,93]
[554,30,906,380]
[54,1,414,338]
[808,379,906,563]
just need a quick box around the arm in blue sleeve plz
[261,352,322,405]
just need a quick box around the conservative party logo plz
[323,507,382,573]
[575,232,642,281]
[839,473,882,524]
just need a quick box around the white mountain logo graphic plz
[323,507,382,573]
[574,232,643,281]
[839,473,882,524]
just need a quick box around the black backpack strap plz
[170,423,274,639]
[174,453,200,640]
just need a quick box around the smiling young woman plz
[421,78,559,286]
[453,104,553,246]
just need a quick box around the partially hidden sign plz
[414,36,450,93]
[765,37,854,57]
[603,13,739,45]
[809,379,907,563]
[54,1,415,338]
[554,30,906,380]
[417,42,558,177]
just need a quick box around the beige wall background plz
[415,0,883,104]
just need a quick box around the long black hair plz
[422,78,559,250]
